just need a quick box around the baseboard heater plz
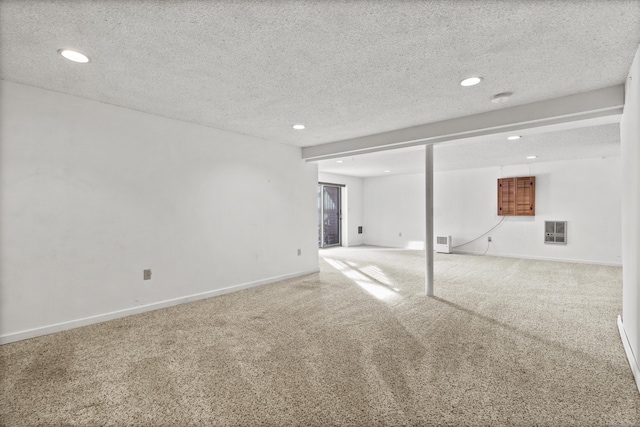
[435,235,451,254]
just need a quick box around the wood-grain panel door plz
[516,177,535,216]
[498,178,515,216]
[498,176,535,216]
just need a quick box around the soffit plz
[317,123,621,177]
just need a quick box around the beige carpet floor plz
[1,247,639,426]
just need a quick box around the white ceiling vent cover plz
[436,236,451,254]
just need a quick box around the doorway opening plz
[318,183,342,248]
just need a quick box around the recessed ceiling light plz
[526,155,537,159]
[507,135,521,140]
[491,92,512,103]
[336,160,343,164]
[292,124,306,130]
[460,77,483,87]
[58,49,90,63]
[384,170,391,173]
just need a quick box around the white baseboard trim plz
[0,269,319,345]
[451,250,622,267]
[617,315,640,395]
[359,245,622,266]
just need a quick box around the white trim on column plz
[618,315,640,395]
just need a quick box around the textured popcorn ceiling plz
[0,1,639,173]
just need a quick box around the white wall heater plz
[435,235,451,254]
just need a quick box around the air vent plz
[545,221,567,244]
[435,236,451,253]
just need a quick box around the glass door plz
[318,184,341,248]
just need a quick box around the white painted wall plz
[620,44,640,392]
[363,174,426,249]
[0,81,319,341]
[318,172,364,247]
[363,157,622,265]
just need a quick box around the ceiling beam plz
[302,85,624,161]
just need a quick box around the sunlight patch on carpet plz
[323,257,399,302]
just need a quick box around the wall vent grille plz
[435,236,451,253]
[545,221,567,244]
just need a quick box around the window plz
[318,183,342,247]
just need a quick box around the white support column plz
[425,144,434,296]
[620,44,640,394]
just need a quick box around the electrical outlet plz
[143,269,151,280]
[297,249,301,256]
[487,236,492,242]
